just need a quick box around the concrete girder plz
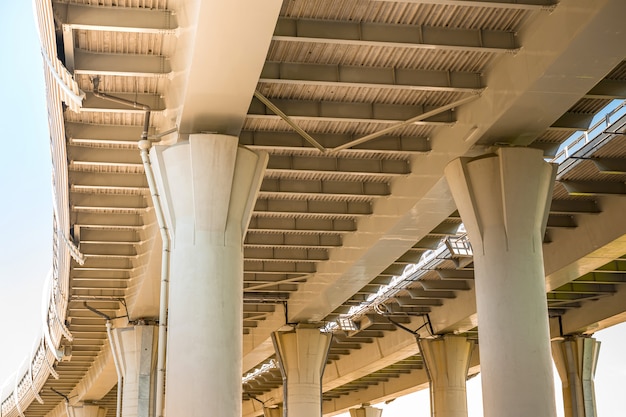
[274,18,517,53]
[73,50,171,78]
[65,123,145,144]
[68,172,147,190]
[239,131,431,154]
[244,247,328,262]
[265,155,409,176]
[259,179,389,198]
[166,0,282,136]
[584,79,626,99]
[245,232,342,248]
[561,181,626,196]
[68,146,143,166]
[546,215,577,229]
[248,216,356,233]
[253,199,372,217]
[248,97,455,125]
[371,0,556,10]
[591,158,626,174]
[574,271,626,284]
[551,112,595,131]
[260,62,483,92]
[80,93,165,113]
[53,2,177,34]
[550,199,601,215]
[244,261,316,275]
[70,193,148,214]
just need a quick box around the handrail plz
[1,1,78,414]
[551,100,626,164]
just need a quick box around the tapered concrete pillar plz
[71,405,107,417]
[272,326,332,417]
[552,336,601,417]
[151,134,267,417]
[349,404,383,417]
[111,324,157,417]
[419,335,474,417]
[444,147,558,417]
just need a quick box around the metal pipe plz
[91,76,169,417]
[106,322,123,417]
[92,76,151,141]
[82,303,122,417]
[139,139,171,417]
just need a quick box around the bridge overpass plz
[1,0,626,416]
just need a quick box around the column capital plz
[349,404,383,417]
[272,327,332,417]
[419,335,474,417]
[444,147,556,254]
[71,404,107,417]
[150,134,268,245]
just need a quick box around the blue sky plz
[0,1,624,415]
[0,2,52,383]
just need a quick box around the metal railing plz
[551,100,626,164]
[0,1,81,415]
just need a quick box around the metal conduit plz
[138,141,171,417]
[84,303,123,417]
[90,77,171,417]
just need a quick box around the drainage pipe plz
[91,77,170,417]
[139,139,170,417]
[84,303,122,417]
[106,321,123,417]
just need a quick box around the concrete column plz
[349,404,383,417]
[71,405,107,417]
[111,324,157,417]
[151,134,267,417]
[552,336,601,417]
[272,326,332,417]
[419,335,474,417]
[444,147,558,417]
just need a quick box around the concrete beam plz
[370,0,556,10]
[53,2,177,33]
[274,18,517,53]
[167,0,282,136]
[74,50,171,78]
[80,93,165,113]
[258,178,390,198]
[248,97,455,125]
[265,155,409,176]
[261,62,483,92]
[585,79,626,99]
[239,131,431,153]
[66,123,145,144]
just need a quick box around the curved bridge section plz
[2,1,626,417]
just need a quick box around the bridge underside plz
[3,0,626,416]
